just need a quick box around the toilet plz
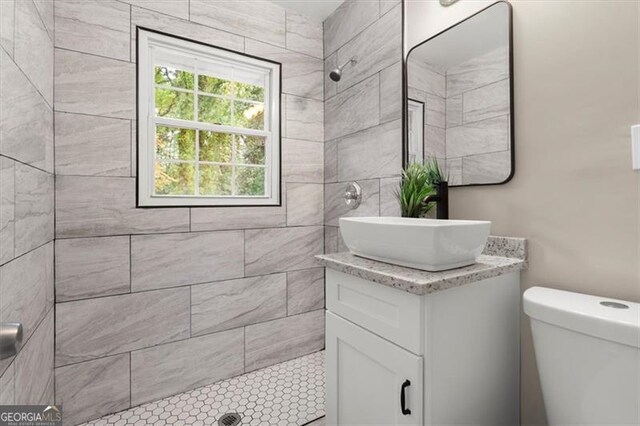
[524,287,640,425]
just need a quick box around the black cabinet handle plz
[400,379,411,415]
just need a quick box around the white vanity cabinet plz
[324,268,521,426]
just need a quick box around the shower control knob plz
[344,182,362,210]
[0,322,23,360]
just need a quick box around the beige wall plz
[407,1,640,424]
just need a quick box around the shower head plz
[329,57,358,82]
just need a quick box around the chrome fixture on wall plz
[0,322,23,359]
[329,57,358,82]
[440,0,460,6]
[344,182,362,209]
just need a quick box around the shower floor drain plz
[218,412,241,426]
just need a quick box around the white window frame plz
[137,28,281,207]
[407,99,424,164]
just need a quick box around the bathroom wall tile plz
[55,287,190,366]
[287,268,324,316]
[337,119,402,182]
[0,363,14,405]
[446,95,463,127]
[285,10,322,59]
[14,309,54,405]
[407,86,427,105]
[324,0,379,58]
[131,231,244,292]
[407,60,445,98]
[0,157,15,264]
[32,0,53,39]
[130,7,244,62]
[324,53,337,100]
[286,183,323,226]
[379,177,401,217]
[0,243,53,350]
[245,309,324,371]
[14,0,53,106]
[424,125,446,159]
[446,115,509,158]
[56,176,189,237]
[324,140,338,184]
[55,354,130,426]
[447,47,509,97]
[191,274,287,336]
[120,0,189,20]
[462,150,511,185]
[245,39,323,101]
[0,50,54,172]
[325,74,379,141]
[426,95,446,128]
[55,0,131,61]
[285,95,324,143]
[55,49,135,119]
[380,0,401,16]
[55,113,131,177]
[282,138,323,183]
[334,4,401,92]
[446,157,463,186]
[55,236,130,302]
[191,206,286,232]
[14,163,53,257]
[463,78,510,124]
[0,0,15,56]
[131,328,244,406]
[245,226,323,276]
[190,0,285,47]
[324,179,380,226]
[379,61,402,124]
[324,226,337,254]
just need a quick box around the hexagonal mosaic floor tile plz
[81,351,325,426]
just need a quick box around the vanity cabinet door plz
[326,312,423,426]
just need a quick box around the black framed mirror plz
[404,1,514,186]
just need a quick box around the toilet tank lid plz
[524,287,640,348]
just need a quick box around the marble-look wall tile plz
[55,49,135,119]
[324,0,379,57]
[337,119,402,182]
[286,183,323,226]
[447,47,509,97]
[324,179,380,226]
[131,231,244,292]
[120,0,189,20]
[14,309,54,405]
[323,53,337,100]
[191,274,286,336]
[56,176,189,237]
[55,113,131,176]
[334,4,401,92]
[0,363,14,405]
[463,78,510,124]
[446,115,509,158]
[191,206,286,232]
[445,157,463,186]
[324,226,340,255]
[0,0,15,56]
[0,242,53,349]
[0,157,15,264]
[325,74,379,141]
[131,328,244,406]
[285,95,324,142]
[407,61,445,98]
[14,163,53,257]
[32,0,53,39]
[245,309,324,371]
[14,0,53,106]
[190,0,285,47]
[324,140,338,184]
[285,10,322,59]
[380,0,401,16]
[245,226,323,276]
[245,39,323,101]
[282,139,323,183]
[55,236,130,302]
[462,150,511,185]
[446,95,463,128]
[424,125,446,159]
[426,95,446,128]
[55,354,130,426]
[379,177,401,217]
[0,49,54,172]
[130,7,244,62]
[56,287,190,366]
[287,268,324,316]
[55,0,130,61]
[379,61,402,124]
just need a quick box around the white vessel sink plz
[339,217,491,271]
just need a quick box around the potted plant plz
[395,157,449,218]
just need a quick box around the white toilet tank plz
[524,287,640,425]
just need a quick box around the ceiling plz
[268,0,344,21]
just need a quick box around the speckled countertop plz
[316,236,527,296]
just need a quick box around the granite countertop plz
[316,236,527,296]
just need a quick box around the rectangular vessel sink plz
[339,217,491,271]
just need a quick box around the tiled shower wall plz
[52,1,325,424]
[0,0,55,407]
[323,0,404,251]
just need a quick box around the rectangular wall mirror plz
[405,1,514,186]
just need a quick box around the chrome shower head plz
[329,57,357,82]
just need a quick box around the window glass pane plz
[156,126,196,161]
[155,89,194,120]
[199,131,232,163]
[235,82,264,102]
[234,101,264,130]
[155,66,194,90]
[236,135,265,165]
[154,162,195,195]
[199,164,232,195]
[198,75,232,96]
[236,166,265,196]
[198,95,231,125]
